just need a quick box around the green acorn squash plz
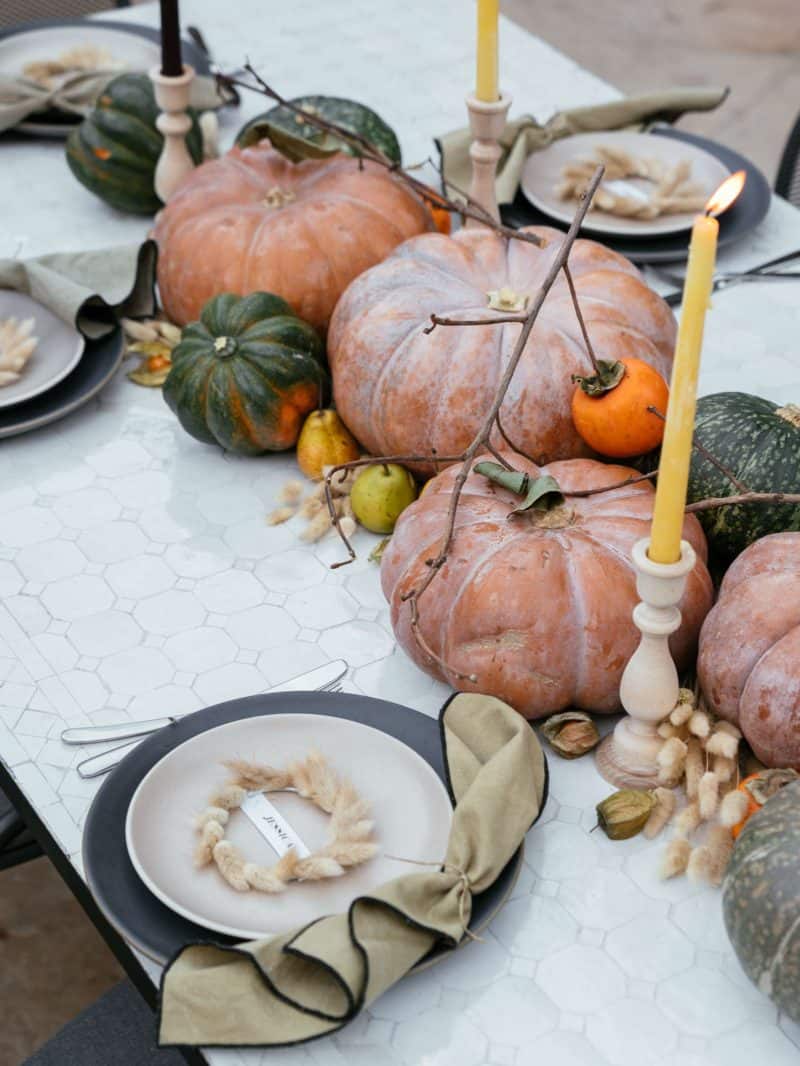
[723,779,800,1021]
[235,94,401,164]
[163,292,329,455]
[66,73,203,215]
[687,392,800,563]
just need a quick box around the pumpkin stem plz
[572,359,626,397]
[777,403,800,428]
[213,336,238,358]
[486,287,528,312]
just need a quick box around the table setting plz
[2,1,800,1065]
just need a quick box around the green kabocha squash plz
[236,94,401,164]
[66,73,203,215]
[163,292,329,455]
[723,779,800,1021]
[687,392,800,563]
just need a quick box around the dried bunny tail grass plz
[209,785,247,811]
[719,789,750,828]
[688,710,712,740]
[296,751,341,811]
[706,731,739,759]
[222,759,292,792]
[322,466,357,495]
[301,510,333,542]
[660,837,691,879]
[278,479,305,504]
[294,856,345,881]
[685,738,704,800]
[713,754,736,784]
[715,721,742,739]
[340,515,357,539]
[687,827,733,887]
[670,690,695,726]
[267,506,295,526]
[323,841,379,867]
[644,788,676,839]
[658,721,685,740]
[299,495,325,519]
[657,737,688,784]
[686,843,713,885]
[212,840,250,891]
[245,850,301,892]
[194,820,225,867]
[195,806,229,829]
[698,771,720,820]
[675,801,701,838]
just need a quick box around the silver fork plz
[67,664,346,780]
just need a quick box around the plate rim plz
[124,711,455,942]
[0,291,85,409]
[520,129,730,238]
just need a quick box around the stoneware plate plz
[0,291,84,409]
[521,129,730,237]
[84,690,525,965]
[0,20,210,137]
[126,712,454,940]
[0,324,122,438]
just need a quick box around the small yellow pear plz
[350,464,418,534]
[296,409,360,480]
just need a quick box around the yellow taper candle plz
[649,170,746,564]
[476,0,499,102]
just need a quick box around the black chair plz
[776,114,800,207]
[0,785,42,871]
[23,981,185,1065]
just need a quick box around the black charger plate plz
[503,127,771,264]
[83,690,530,967]
[0,19,211,135]
[0,325,124,440]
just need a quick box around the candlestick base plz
[465,91,512,225]
[150,64,196,204]
[596,538,696,790]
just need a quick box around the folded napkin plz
[158,693,549,1048]
[438,86,730,206]
[0,241,156,339]
[0,71,231,135]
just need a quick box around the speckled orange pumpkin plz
[154,142,434,332]
[381,452,712,718]
[329,226,676,473]
[698,532,800,769]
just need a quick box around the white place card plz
[239,792,311,859]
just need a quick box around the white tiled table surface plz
[3,2,800,1065]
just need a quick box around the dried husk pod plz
[596,789,656,840]
[541,711,600,759]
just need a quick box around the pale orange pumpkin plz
[154,142,434,332]
[329,226,676,472]
[698,532,800,769]
[381,453,712,718]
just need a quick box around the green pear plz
[350,464,418,534]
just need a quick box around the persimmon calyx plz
[572,359,626,397]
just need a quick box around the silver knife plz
[65,660,347,779]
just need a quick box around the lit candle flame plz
[705,170,746,217]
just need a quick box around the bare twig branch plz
[562,263,600,374]
[494,410,539,465]
[424,312,528,335]
[648,405,751,494]
[685,492,800,514]
[565,469,658,497]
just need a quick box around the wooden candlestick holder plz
[465,91,511,225]
[596,538,696,789]
[149,64,196,204]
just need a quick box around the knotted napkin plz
[438,86,729,206]
[0,71,230,134]
[158,692,548,1048]
[0,241,156,338]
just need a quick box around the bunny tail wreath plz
[194,752,378,892]
[158,693,549,1049]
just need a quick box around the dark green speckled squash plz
[688,392,800,563]
[723,779,800,1021]
[163,292,329,455]
[66,73,203,215]
[236,94,401,164]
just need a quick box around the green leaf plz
[473,461,564,515]
[237,120,341,162]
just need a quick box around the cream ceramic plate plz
[521,130,731,237]
[125,714,454,941]
[0,291,84,409]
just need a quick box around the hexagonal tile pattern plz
[657,967,770,1037]
[98,647,173,696]
[41,575,114,621]
[537,945,626,1014]
[468,975,558,1043]
[53,488,121,529]
[16,540,86,583]
[106,556,176,599]
[318,620,393,667]
[69,610,142,658]
[560,868,658,931]
[0,505,60,547]
[393,1009,487,1066]
[255,549,328,594]
[491,895,578,960]
[195,570,264,614]
[78,521,148,565]
[164,627,237,674]
[586,999,678,1066]
[134,591,205,636]
[284,586,358,630]
[224,605,299,652]
[606,916,694,982]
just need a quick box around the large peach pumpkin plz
[154,143,433,332]
[329,226,676,472]
[698,533,800,768]
[381,453,712,718]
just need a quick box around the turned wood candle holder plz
[149,64,196,204]
[596,538,696,789]
[465,91,511,225]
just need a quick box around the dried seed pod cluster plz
[0,316,37,386]
[268,468,357,543]
[122,316,182,387]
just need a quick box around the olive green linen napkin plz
[0,71,229,134]
[438,86,729,206]
[0,241,156,339]
[158,692,548,1048]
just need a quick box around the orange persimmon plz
[731,773,762,839]
[425,198,452,235]
[571,356,669,459]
